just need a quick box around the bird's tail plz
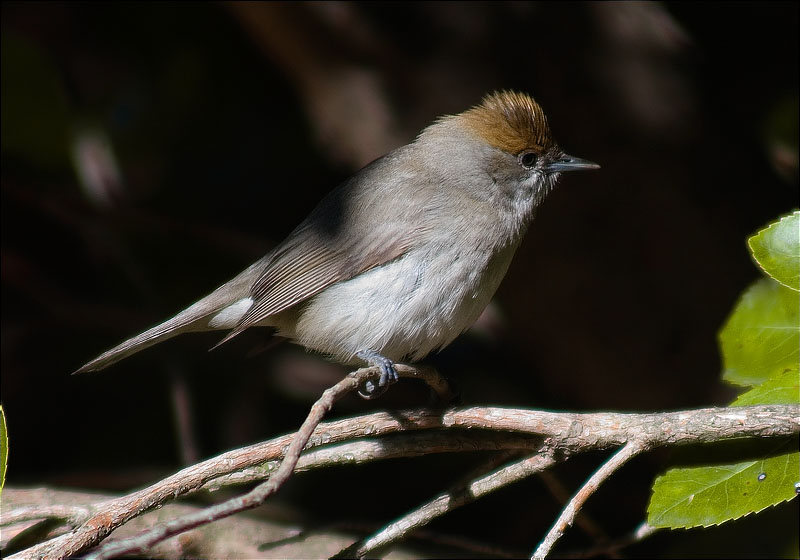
[74,304,210,373]
[74,260,267,373]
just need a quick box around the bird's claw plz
[356,350,398,399]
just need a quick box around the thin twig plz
[532,441,648,559]
[83,366,386,559]
[537,469,616,554]
[83,365,453,559]
[339,451,561,558]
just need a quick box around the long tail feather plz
[74,302,214,373]
[75,259,268,373]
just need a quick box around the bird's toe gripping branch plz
[356,349,399,399]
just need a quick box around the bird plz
[76,91,598,396]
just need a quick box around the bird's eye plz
[519,151,538,169]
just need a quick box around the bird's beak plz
[545,153,600,173]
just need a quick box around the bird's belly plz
[290,242,518,364]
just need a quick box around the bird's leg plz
[356,349,398,399]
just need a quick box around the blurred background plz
[1,1,797,557]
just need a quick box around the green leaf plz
[732,368,800,406]
[648,443,799,529]
[719,278,799,387]
[748,211,800,292]
[653,212,800,533]
[0,405,7,496]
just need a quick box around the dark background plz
[1,2,797,557]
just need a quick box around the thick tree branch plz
[4,403,797,559]
[341,404,800,558]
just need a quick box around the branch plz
[338,451,560,558]
[532,441,647,559]
[204,431,539,490]
[345,404,799,558]
[0,505,94,528]
[537,469,615,551]
[6,404,797,559]
[83,365,449,560]
[0,486,361,558]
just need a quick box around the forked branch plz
[3,368,797,560]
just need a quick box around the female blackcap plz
[76,91,598,394]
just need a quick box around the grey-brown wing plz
[215,228,414,345]
[218,159,427,343]
[252,227,411,315]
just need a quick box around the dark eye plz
[519,151,538,169]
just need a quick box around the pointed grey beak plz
[545,153,600,173]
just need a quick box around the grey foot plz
[356,349,398,399]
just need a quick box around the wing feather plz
[217,152,427,345]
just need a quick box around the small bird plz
[76,91,598,395]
